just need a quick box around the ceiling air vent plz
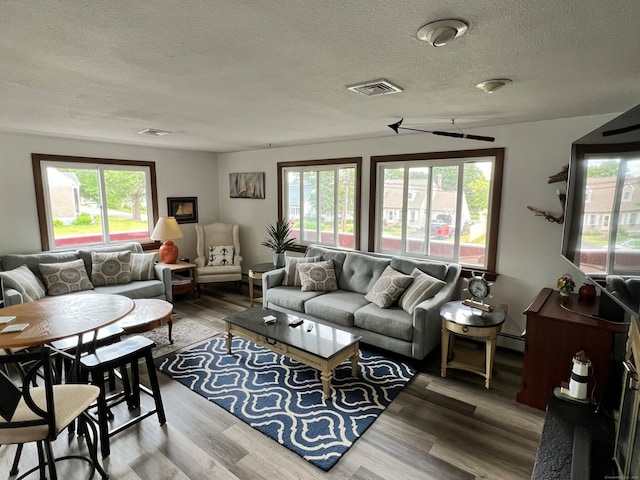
[137,128,172,136]
[347,79,403,96]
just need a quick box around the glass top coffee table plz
[224,307,361,399]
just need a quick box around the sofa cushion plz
[92,280,166,299]
[339,252,390,294]
[91,251,132,286]
[399,268,447,314]
[39,259,94,296]
[265,286,325,312]
[283,255,322,286]
[130,252,157,281]
[1,251,79,284]
[0,265,46,302]
[354,303,414,342]
[305,246,348,280]
[390,257,448,281]
[304,291,370,328]
[78,242,142,277]
[208,245,235,266]
[297,260,338,292]
[365,266,414,308]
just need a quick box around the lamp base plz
[159,240,179,264]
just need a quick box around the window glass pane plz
[429,166,457,260]
[406,167,429,256]
[302,171,318,243]
[319,170,335,244]
[286,171,301,241]
[337,167,356,248]
[380,167,404,254]
[103,169,150,243]
[612,158,640,272]
[49,166,104,248]
[460,161,492,267]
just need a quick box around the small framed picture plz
[229,172,265,199]
[167,197,198,224]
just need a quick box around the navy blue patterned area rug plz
[156,336,416,471]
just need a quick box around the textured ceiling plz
[1,1,640,152]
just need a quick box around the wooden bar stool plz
[80,335,166,457]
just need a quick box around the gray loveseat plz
[262,245,461,360]
[0,242,172,306]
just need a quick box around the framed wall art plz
[229,172,265,199]
[167,196,198,223]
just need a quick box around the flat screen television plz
[561,104,640,319]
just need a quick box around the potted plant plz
[261,218,296,267]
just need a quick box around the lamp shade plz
[151,217,183,264]
[151,217,184,241]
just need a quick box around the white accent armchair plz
[194,223,243,292]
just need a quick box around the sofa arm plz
[261,268,285,306]
[194,256,206,268]
[3,288,24,307]
[154,263,173,302]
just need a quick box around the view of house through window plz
[574,155,640,274]
[33,155,157,250]
[371,149,504,272]
[279,158,361,249]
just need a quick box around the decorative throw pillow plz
[283,255,322,286]
[39,259,94,296]
[90,251,132,286]
[297,260,338,292]
[208,245,235,266]
[365,266,414,309]
[0,264,46,302]
[130,252,157,281]
[399,268,447,314]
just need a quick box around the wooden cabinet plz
[517,288,628,410]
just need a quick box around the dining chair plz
[0,347,108,480]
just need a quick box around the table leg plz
[167,318,174,344]
[249,271,255,307]
[441,321,449,378]
[350,350,359,377]
[225,328,233,354]
[485,330,498,389]
[321,369,332,399]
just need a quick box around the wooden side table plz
[248,263,278,306]
[162,261,198,299]
[440,301,506,389]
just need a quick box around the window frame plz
[369,148,504,276]
[277,157,362,252]
[32,153,159,251]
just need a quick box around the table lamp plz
[151,216,184,264]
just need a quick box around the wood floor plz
[1,286,545,479]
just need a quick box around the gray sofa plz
[0,242,172,306]
[262,245,461,360]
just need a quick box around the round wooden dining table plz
[0,294,134,349]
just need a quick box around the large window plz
[370,149,504,273]
[278,157,361,250]
[32,154,158,251]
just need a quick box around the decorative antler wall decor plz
[527,165,568,224]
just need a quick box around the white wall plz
[0,113,620,348]
[0,131,217,261]
[217,113,617,344]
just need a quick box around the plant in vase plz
[261,218,296,267]
[557,273,576,296]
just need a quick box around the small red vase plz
[578,283,596,303]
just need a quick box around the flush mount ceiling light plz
[476,78,512,93]
[417,19,468,47]
[137,128,172,136]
